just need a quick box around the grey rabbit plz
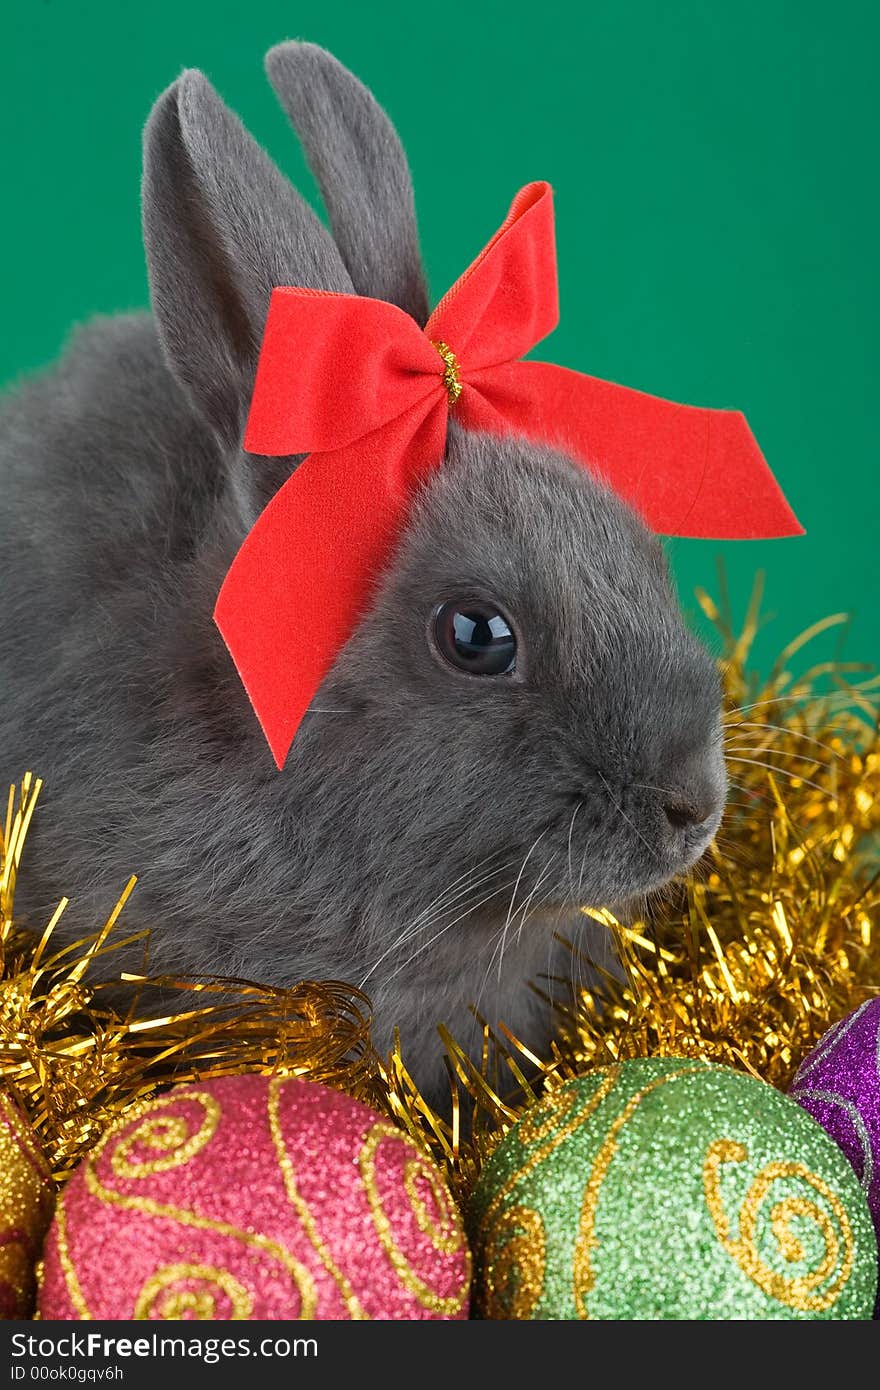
[0,43,727,1108]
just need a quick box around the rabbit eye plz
[432,601,517,676]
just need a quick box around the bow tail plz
[460,360,803,539]
[215,395,448,768]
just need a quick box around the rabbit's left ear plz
[266,42,430,325]
[142,69,353,453]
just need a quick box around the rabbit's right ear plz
[266,43,430,325]
[142,70,353,448]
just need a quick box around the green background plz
[3,1,877,674]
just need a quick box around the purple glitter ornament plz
[790,1000,880,1239]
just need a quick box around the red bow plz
[215,181,801,768]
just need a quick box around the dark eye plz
[432,600,517,676]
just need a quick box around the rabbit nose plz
[663,795,715,830]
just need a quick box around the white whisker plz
[495,829,551,986]
[725,754,830,795]
[358,854,510,986]
[725,720,847,759]
[566,801,583,900]
[378,880,517,990]
[598,770,656,859]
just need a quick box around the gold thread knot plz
[431,340,463,406]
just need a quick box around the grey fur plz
[143,69,352,504]
[266,42,430,323]
[0,53,726,1108]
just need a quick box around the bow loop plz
[426,182,559,371]
[244,288,441,457]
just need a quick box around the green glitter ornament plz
[468,1059,878,1320]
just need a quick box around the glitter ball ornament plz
[790,1000,880,1244]
[39,1074,470,1320]
[0,1091,55,1317]
[469,1059,878,1319]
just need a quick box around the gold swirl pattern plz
[516,1086,578,1148]
[111,1094,220,1179]
[573,1066,708,1318]
[158,1292,212,1319]
[473,1071,618,1319]
[358,1121,470,1315]
[478,1070,618,1245]
[403,1158,460,1254]
[267,1077,367,1319]
[703,1138,854,1312]
[84,1090,318,1319]
[481,1206,546,1319]
[134,1264,252,1320]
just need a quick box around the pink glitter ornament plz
[39,1075,471,1320]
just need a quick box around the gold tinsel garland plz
[0,777,378,1185]
[1,578,879,1202]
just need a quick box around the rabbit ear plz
[142,69,353,447]
[265,42,430,325]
